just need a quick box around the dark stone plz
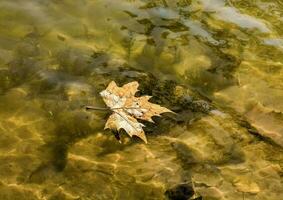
[165,183,194,200]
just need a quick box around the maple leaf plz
[99,81,173,143]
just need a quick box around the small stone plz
[165,183,194,200]
[197,186,224,199]
[233,179,260,194]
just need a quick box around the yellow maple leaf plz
[99,81,173,143]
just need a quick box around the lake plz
[0,0,283,199]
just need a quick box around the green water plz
[0,0,283,199]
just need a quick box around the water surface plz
[0,0,283,199]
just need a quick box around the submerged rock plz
[245,103,283,147]
[165,183,194,200]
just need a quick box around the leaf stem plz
[85,106,141,111]
[85,106,110,111]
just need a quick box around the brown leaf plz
[100,81,173,143]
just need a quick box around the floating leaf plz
[100,81,173,143]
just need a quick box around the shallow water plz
[0,0,283,199]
